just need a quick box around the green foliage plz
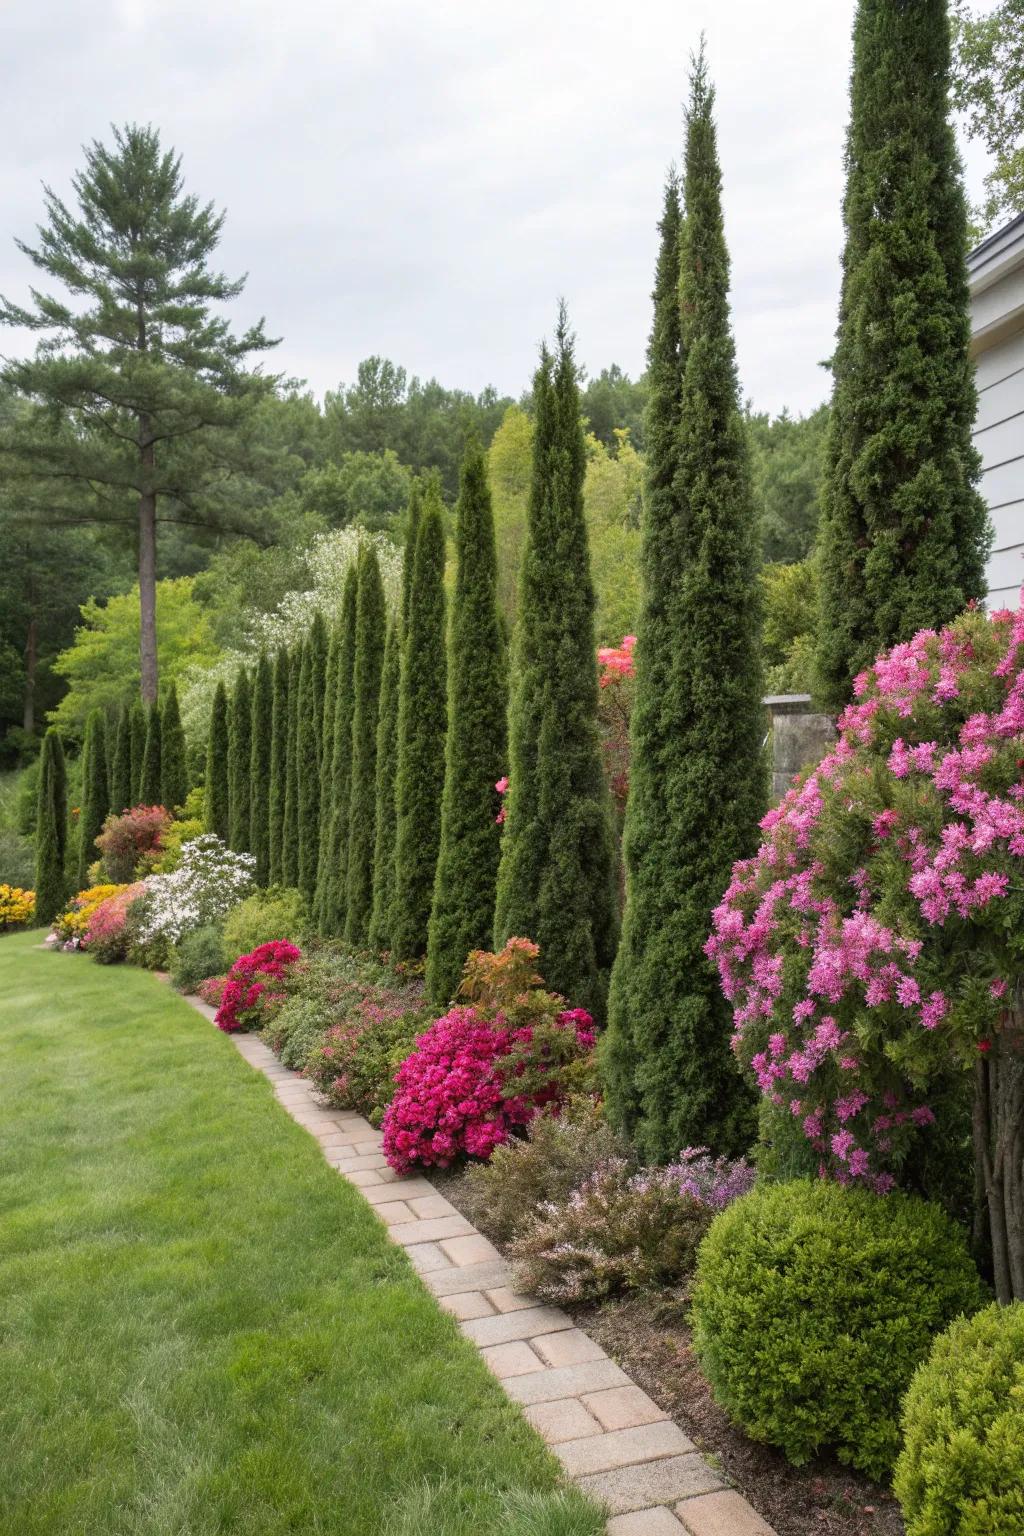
[282,647,301,887]
[296,451,411,532]
[248,654,273,886]
[109,704,132,817]
[168,925,224,993]
[203,682,230,842]
[746,404,829,565]
[129,701,146,806]
[427,439,507,1005]
[691,1181,987,1480]
[895,1301,1024,1535]
[392,489,448,960]
[815,0,989,710]
[581,364,648,451]
[76,710,108,891]
[603,60,764,1159]
[316,567,358,935]
[761,558,818,695]
[267,647,289,885]
[368,619,401,953]
[34,728,67,922]
[488,404,533,630]
[345,549,387,945]
[304,1005,429,1126]
[138,703,162,806]
[952,0,1024,234]
[221,887,307,963]
[494,315,618,1021]
[159,683,188,813]
[227,668,252,851]
[584,431,643,645]
[297,614,328,903]
[151,786,205,872]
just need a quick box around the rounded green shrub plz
[221,887,307,963]
[690,1180,986,1481]
[169,925,224,993]
[895,1302,1024,1536]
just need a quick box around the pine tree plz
[129,700,146,805]
[204,681,230,841]
[493,312,618,1020]
[227,668,252,850]
[76,708,108,890]
[282,647,302,886]
[603,55,764,1162]
[110,702,132,814]
[160,682,188,812]
[248,653,273,886]
[345,548,387,945]
[268,646,290,884]
[368,619,402,953]
[34,728,67,922]
[297,612,328,902]
[427,440,507,1005]
[316,568,359,934]
[392,488,448,961]
[139,702,162,804]
[814,0,988,710]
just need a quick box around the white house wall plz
[969,219,1024,613]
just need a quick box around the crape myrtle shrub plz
[706,601,1024,1301]
[215,940,302,1033]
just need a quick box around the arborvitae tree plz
[34,728,67,922]
[139,701,162,804]
[368,619,402,952]
[401,478,423,629]
[267,646,290,884]
[159,682,188,812]
[427,440,507,1005]
[249,653,273,885]
[227,667,252,851]
[320,625,340,788]
[603,56,764,1162]
[110,702,132,814]
[128,699,146,804]
[392,489,448,960]
[316,567,359,934]
[493,312,618,1020]
[204,680,230,841]
[345,548,387,945]
[297,613,328,902]
[814,0,988,710]
[76,708,108,890]
[282,646,302,886]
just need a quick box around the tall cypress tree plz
[392,489,448,961]
[227,667,252,851]
[316,567,359,934]
[110,702,132,815]
[282,646,302,886]
[401,479,423,628]
[76,709,108,890]
[814,0,988,710]
[160,682,188,812]
[34,728,67,922]
[139,702,162,804]
[603,55,764,1162]
[368,618,402,953]
[427,440,507,1005]
[493,312,618,1020]
[249,653,273,886]
[320,625,340,787]
[268,646,290,884]
[204,680,231,841]
[128,699,146,805]
[297,613,328,902]
[345,548,387,945]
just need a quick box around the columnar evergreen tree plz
[603,56,764,1162]
[368,619,402,952]
[128,699,146,804]
[76,708,108,889]
[316,567,359,934]
[297,613,328,902]
[34,728,67,922]
[814,0,989,710]
[392,489,448,960]
[493,312,618,1020]
[345,548,387,944]
[227,667,252,851]
[268,646,289,884]
[248,653,273,886]
[282,646,302,886]
[320,626,340,787]
[401,479,423,629]
[110,702,132,814]
[139,702,162,804]
[204,680,230,841]
[159,682,188,812]
[427,440,507,1005]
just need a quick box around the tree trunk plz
[973,1005,1024,1303]
[22,614,37,733]
[138,427,158,705]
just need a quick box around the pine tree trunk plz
[22,614,37,733]
[973,1005,1024,1303]
[138,424,158,705]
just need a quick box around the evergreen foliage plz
[128,700,146,803]
[368,619,402,953]
[316,567,359,934]
[248,653,273,886]
[34,728,67,922]
[227,667,252,851]
[204,681,230,841]
[493,313,618,1020]
[282,647,301,886]
[401,478,422,628]
[267,646,290,885]
[345,549,387,944]
[426,440,508,1005]
[76,708,108,890]
[392,489,448,960]
[603,57,764,1161]
[320,626,340,787]
[814,0,989,710]
[159,682,188,812]
[297,613,328,902]
[139,702,162,805]
[110,703,132,815]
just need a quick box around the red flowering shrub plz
[85,882,148,963]
[96,805,171,883]
[215,940,302,1033]
[381,938,597,1174]
[597,634,635,824]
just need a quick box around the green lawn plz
[0,932,603,1536]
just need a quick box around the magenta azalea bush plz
[215,941,302,1033]
[706,601,1024,1300]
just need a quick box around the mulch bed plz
[431,1166,904,1536]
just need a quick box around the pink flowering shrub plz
[215,941,302,1033]
[85,882,149,963]
[706,601,1024,1300]
[598,634,635,822]
[96,805,171,883]
[381,938,597,1174]
[303,990,433,1125]
[197,974,228,1008]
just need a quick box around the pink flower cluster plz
[706,600,1024,1191]
[597,634,636,686]
[215,941,302,1033]
[663,1147,756,1210]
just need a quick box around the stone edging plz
[188,994,776,1536]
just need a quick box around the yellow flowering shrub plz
[54,884,129,941]
[0,884,35,930]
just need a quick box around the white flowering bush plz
[134,835,256,947]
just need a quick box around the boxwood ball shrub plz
[895,1302,1024,1536]
[690,1180,987,1481]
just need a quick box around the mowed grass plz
[0,932,604,1536]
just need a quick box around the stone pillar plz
[764,694,836,804]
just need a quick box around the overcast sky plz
[0,0,997,420]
